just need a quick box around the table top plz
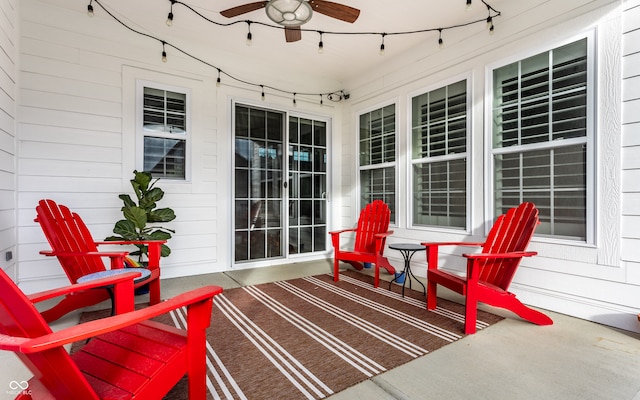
[388,243,426,252]
[77,268,152,284]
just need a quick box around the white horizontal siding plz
[621,0,640,277]
[0,0,16,281]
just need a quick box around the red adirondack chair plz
[34,199,166,322]
[329,200,395,286]
[422,202,553,334]
[0,267,222,400]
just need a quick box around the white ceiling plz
[93,0,522,90]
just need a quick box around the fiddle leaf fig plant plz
[105,170,176,260]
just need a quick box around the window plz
[359,104,396,223]
[491,38,591,241]
[411,80,468,229]
[142,86,188,179]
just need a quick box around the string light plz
[166,0,175,26]
[169,1,501,56]
[318,32,324,54]
[438,29,444,49]
[86,0,501,106]
[293,93,297,107]
[261,85,265,101]
[319,94,323,106]
[466,0,472,10]
[246,22,252,46]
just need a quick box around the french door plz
[233,103,328,263]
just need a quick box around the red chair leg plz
[426,279,438,310]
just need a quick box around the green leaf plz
[149,230,172,240]
[112,220,139,240]
[149,208,176,222]
[144,187,164,203]
[161,244,171,257]
[118,194,136,209]
[133,170,152,192]
[123,206,147,230]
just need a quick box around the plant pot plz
[394,272,405,284]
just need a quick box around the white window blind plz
[359,104,396,223]
[143,87,187,179]
[411,80,467,229]
[492,38,589,240]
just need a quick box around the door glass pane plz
[234,105,284,262]
[289,116,328,255]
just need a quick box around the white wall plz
[14,0,339,293]
[0,0,16,281]
[338,0,640,333]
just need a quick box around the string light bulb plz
[293,93,297,107]
[87,0,94,17]
[438,29,444,49]
[246,22,252,46]
[319,94,323,106]
[216,69,221,87]
[167,0,175,26]
[318,32,324,54]
[261,85,265,101]
[161,42,167,63]
[379,33,386,56]
[466,0,472,10]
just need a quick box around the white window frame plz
[408,76,472,232]
[485,32,596,245]
[356,101,398,225]
[136,80,192,181]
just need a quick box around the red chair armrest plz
[463,251,537,259]
[27,272,142,304]
[421,241,484,248]
[328,228,357,236]
[94,240,167,246]
[17,285,223,353]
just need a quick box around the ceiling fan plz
[220,0,360,43]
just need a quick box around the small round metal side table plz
[388,243,426,297]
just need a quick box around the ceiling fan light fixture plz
[265,0,313,26]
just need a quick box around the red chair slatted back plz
[36,199,107,283]
[0,269,98,399]
[353,200,391,254]
[478,202,539,290]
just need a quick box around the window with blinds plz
[142,87,187,179]
[492,38,589,240]
[411,80,467,229]
[359,104,396,223]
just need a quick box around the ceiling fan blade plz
[308,0,360,23]
[285,26,302,42]
[220,2,267,18]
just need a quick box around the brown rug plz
[77,270,503,399]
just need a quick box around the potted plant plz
[105,170,176,262]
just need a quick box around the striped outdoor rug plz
[80,270,503,399]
